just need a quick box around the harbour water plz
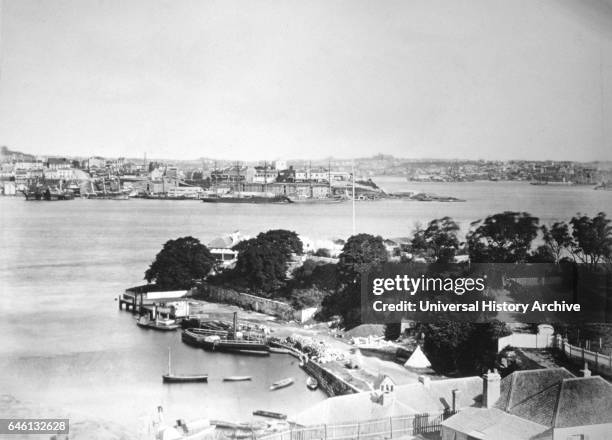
[0,179,610,434]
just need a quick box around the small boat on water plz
[137,316,180,331]
[270,377,294,391]
[252,410,287,420]
[162,347,208,383]
[306,377,319,391]
[223,376,252,382]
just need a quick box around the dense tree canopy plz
[467,211,539,263]
[417,320,510,374]
[541,221,573,263]
[337,234,388,286]
[569,212,612,268]
[412,216,460,263]
[231,229,303,294]
[320,234,388,328]
[145,236,215,289]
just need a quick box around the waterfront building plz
[441,368,612,440]
[252,165,278,184]
[210,165,255,185]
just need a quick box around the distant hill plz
[0,146,36,162]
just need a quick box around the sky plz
[0,0,611,161]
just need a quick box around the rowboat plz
[270,377,294,391]
[306,377,319,390]
[223,376,252,382]
[162,347,208,383]
[253,410,287,420]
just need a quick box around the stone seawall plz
[301,360,361,397]
[197,284,295,320]
[269,341,361,397]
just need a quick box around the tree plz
[569,212,612,269]
[541,222,572,263]
[320,234,388,328]
[412,216,460,263]
[337,234,388,286]
[233,238,289,294]
[259,229,303,256]
[527,245,556,263]
[418,320,510,374]
[145,236,215,289]
[467,211,539,263]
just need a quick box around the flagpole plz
[352,161,356,236]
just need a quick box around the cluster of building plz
[405,160,609,184]
[290,366,612,440]
[0,146,362,198]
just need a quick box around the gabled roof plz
[496,368,573,412]
[442,407,550,440]
[496,368,612,429]
[292,376,482,426]
[553,376,612,428]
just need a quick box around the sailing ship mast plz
[167,346,172,375]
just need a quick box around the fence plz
[258,412,453,440]
[555,335,612,377]
[497,332,554,352]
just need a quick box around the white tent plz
[403,345,431,369]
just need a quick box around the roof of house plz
[496,368,612,429]
[442,407,550,440]
[207,233,243,249]
[553,376,612,428]
[496,368,573,413]
[292,376,482,426]
[291,391,419,426]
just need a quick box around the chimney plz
[452,389,461,412]
[418,375,431,388]
[580,362,591,377]
[483,369,501,408]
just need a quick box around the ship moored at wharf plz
[201,192,292,204]
[182,328,270,355]
[181,312,270,354]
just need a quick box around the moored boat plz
[269,377,294,391]
[137,316,180,331]
[223,376,252,382]
[287,196,345,204]
[201,193,291,204]
[162,347,208,383]
[252,410,287,420]
[182,330,270,354]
